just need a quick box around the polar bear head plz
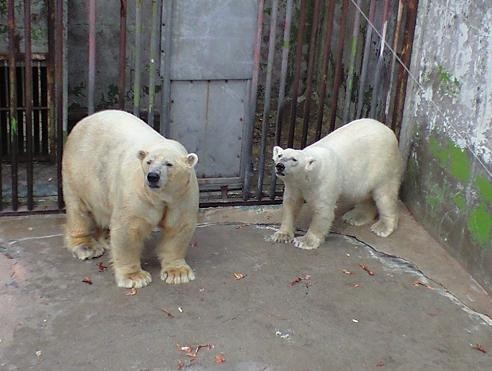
[272,146,316,180]
[138,148,198,192]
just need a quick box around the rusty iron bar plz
[256,0,279,200]
[287,0,308,148]
[392,0,419,138]
[342,0,362,124]
[242,0,264,200]
[385,0,404,122]
[88,0,96,114]
[47,0,55,161]
[55,0,64,209]
[118,0,127,110]
[133,0,143,117]
[160,0,174,136]
[269,0,294,200]
[147,0,159,127]
[314,0,336,141]
[7,0,18,211]
[356,0,376,119]
[328,0,349,131]
[0,61,3,210]
[369,0,390,119]
[24,0,34,210]
[300,0,321,148]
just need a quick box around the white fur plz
[62,110,199,288]
[272,118,403,249]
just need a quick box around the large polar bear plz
[62,110,199,288]
[272,118,402,250]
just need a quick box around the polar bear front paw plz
[271,230,293,244]
[115,269,152,288]
[72,243,105,260]
[161,262,195,284]
[370,220,395,237]
[293,235,321,250]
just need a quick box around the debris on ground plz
[35,350,42,357]
[160,308,175,318]
[233,272,247,280]
[125,288,138,296]
[214,353,226,365]
[359,264,375,276]
[352,283,360,288]
[352,319,359,323]
[177,343,214,359]
[82,276,93,285]
[275,329,291,339]
[342,269,354,275]
[413,280,432,289]
[289,274,311,287]
[97,262,108,272]
[178,306,183,313]
[471,343,487,353]
[177,359,185,369]
[190,241,198,248]
[376,359,385,367]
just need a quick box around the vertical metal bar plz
[287,0,308,148]
[160,0,174,137]
[242,0,265,200]
[269,0,293,200]
[148,0,159,127]
[342,0,362,124]
[328,0,349,132]
[133,0,143,117]
[385,0,404,122]
[55,0,64,209]
[369,0,390,119]
[356,0,376,119]
[88,0,96,114]
[47,0,55,161]
[392,0,419,138]
[315,0,336,141]
[256,0,278,200]
[300,0,321,148]
[0,62,3,210]
[118,0,127,110]
[24,0,34,210]
[8,0,18,211]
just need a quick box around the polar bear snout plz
[275,162,285,176]
[146,172,161,188]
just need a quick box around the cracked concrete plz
[1,205,491,370]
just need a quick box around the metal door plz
[160,0,258,189]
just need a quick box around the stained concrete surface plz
[1,211,492,370]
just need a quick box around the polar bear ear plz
[305,157,316,171]
[273,146,283,159]
[137,150,148,160]
[185,153,198,168]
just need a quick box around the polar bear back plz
[307,118,402,200]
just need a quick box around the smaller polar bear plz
[62,110,199,288]
[272,118,402,250]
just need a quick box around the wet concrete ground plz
[1,210,491,370]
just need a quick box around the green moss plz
[475,175,492,203]
[452,194,466,210]
[467,205,492,248]
[428,136,470,183]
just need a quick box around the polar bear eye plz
[165,162,173,167]
[146,159,152,165]
[292,158,298,162]
[278,154,282,158]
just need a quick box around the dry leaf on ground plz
[82,276,93,285]
[376,360,385,367]
[160,308,175,318]
[215,353,226,364]
[125,288,137,296]
[342,269,353,275]
[359,264,375,276]
[97,262,108,272]
[233,272,247,280]
[471,343,487,353]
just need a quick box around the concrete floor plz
[1,206,491,370]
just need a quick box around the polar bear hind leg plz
[370,181,399,237]
[342,199,378,226]
[64,191,105,260]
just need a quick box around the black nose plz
[147,172,160,183]
[276,163,285,171]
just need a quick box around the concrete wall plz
[400,0,492,291]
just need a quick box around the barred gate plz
[0,0,418,215]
